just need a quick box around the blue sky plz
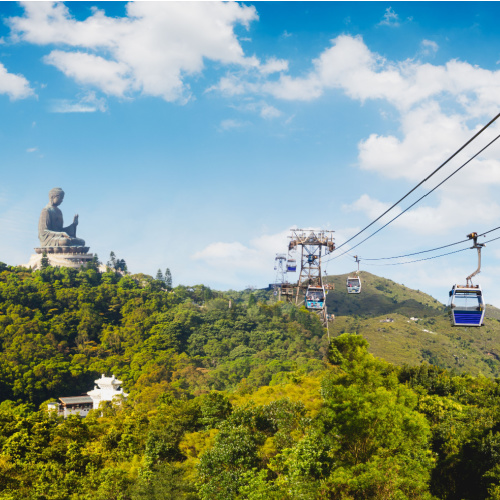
[1,1,500,306]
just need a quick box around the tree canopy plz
[0,265,500,498]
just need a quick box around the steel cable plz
[331,112,500,256]
[325,129,500,264]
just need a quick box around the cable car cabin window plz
[450,291,483,310]
[347,278,361,294]
[306,288,325,309]
[449,286,485,327]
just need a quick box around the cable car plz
[287,259,296,272]
[346,276,361,294]
[448,232,486,327]
[305,286,325,310]
[346,255,362,294]
[449,284,485,326]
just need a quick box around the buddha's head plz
[49,187,65,206]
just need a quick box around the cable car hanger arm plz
[466,232,485,287]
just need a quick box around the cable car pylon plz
[449,232,486,327]
[273,253,288,300]
[282,229,335,330]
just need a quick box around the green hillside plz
[2,264,500,498]
[324,271,500,377]
[324,271,445,317]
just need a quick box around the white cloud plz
[0,62,34,100]
[252,34,500,239]
[219,119,246,131]
[260,104,281,119]
[192,229,291,285]
[208,75,248,97]
[49,101,95,113]
[259,57,289,75]
[8,1,259,103]
[421,39,439,55]
[345,145,500,236]
[357,104,500,182]
[218,98,282,121]
[193,241,258,266]
[49,91,107,113]
[26,147,37,153]
[261,35,500,113]
[344,194,396,220]
[44,51,130,96]
[379,7,400,27]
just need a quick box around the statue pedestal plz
[26,247,96,270]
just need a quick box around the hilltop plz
[324,271,500,377]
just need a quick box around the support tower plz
[284,229,335,326]
[273,253,287,299]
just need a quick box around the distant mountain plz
[323,271,500,377]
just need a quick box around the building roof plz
[59,396,93,405]
[95,374,123,386]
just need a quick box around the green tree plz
[200,392,232,429]
[165,268,173,289]
[116,258,127,273]
[131,463,197,499]
[41,251,50,270]
[198,423,263,499]
[318,334,435,499]
[85,253,102,272]
[107,251,117,270]
[248,293,257,308]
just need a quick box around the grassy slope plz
[323,271,500,377]
[324,271,445,317]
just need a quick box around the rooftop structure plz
[87,374,128,410]
[58,396,93,418]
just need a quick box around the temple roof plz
[59,396,93,405]
[95,374,123,386]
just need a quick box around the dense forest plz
[1,263,500,499]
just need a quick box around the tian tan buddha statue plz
[38,188,85,248]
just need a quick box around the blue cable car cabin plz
[346,276,361,294]
[287,259,296,272]
[449,284,485,326]
[307,254,317,264]
[305,286,325,310]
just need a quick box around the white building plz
[87,374,128,410]
[53,374,127,418]
[58,396,94,418]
